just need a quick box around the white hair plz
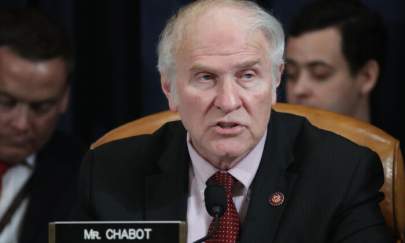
[157,0,285,94]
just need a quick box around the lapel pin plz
[269,192,285,206]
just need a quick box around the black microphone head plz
[204,184,226,217]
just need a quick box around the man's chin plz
[207,147,250,168]
[213,139,250,154]
[207,153,246,170]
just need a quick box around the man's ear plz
[356,60,379,96]
[58,86,70,113]
[275,63,284,88]
[272,63,284,104]
[161,76,177,111]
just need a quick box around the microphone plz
[193,183,226,243]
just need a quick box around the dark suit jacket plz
[77,111,393,242]
[17,131,83,243]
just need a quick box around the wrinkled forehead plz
[179,7,270,58]
[0,48,68,102]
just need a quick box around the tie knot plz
[210,171,235,195]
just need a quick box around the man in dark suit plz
[77,0,393,242]
[0,9,82,243]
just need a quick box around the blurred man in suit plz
[285,0,385,122]
[77,0,392,242]
[0,9,82,243]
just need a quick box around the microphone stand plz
[193,183,226,243]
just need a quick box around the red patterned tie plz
[206,171,240,243]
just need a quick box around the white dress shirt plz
[186,132,267,243]
[0,155,35,243]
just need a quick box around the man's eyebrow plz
[307,61,334,69]
[189,64,218,73]
[285,59,333,69]
[31,97,59,105]
[285,58,297,65]
[235,60,260,69]
[189,59,261,74]
[0,90,59,104]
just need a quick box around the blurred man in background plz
[0,9,82,243]
[285,0,385,122]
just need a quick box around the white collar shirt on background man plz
[0,155,34,243]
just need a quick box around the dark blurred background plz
[1,0,404,149]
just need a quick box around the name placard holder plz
[49,221,186,243]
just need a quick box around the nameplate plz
[49,221,186,243]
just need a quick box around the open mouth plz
[217,121,239,128]
[214,121,244,135]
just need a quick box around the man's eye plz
[30,102,55,114]
[238,69,257,82]
[310,67,333,81]
[0,97,17,110]
[197,73,214,82]
[309,65,334,82]
[191,72,216,89]
[285,64,299,82]
[237,70,261,89]
[242,72,254,80]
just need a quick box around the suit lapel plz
[144,125,189,221]
[20,151,58,242]
[20,133,82,243]
[240,111,302,243]
[141,112,304,241]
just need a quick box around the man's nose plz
[214,79,242,113]
[10,105,31,132]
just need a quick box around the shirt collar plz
[187,130,267,194]
[25,154,36,169]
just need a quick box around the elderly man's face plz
[162,8,279,169]
[0,47,68,165]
